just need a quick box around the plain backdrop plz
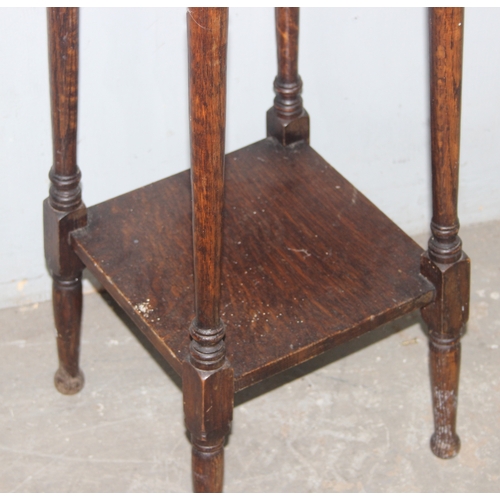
[1,7,499,309]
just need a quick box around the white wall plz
[1,7,499,309]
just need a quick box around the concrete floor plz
[1,220,499,492]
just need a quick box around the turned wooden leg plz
[267,7,309,145]
[53,276,84,394]
[428,334,461,455]
[184,356,233,492]
[185,8,233,492]
[191,436,225,492]
[421,7,469,459]
[45,8,87,395]
[422,252,469,458]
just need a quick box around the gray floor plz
[1,221,499,492]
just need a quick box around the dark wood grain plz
[188,7,227,335]
[184,8,233,492]
[421,7,469,459]
[267,7,309,145]
[72,138,435,392]
[276,7,299,83]
[428,7,464,266]
[47,7,81,209]
[45,7,86,395]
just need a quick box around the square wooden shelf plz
[71,138,434,391]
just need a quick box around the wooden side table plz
[44,7,469,492]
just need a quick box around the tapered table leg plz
[421,7,470,459]
[45,7,87,395]
[183,7,234,492]
[267,7,309,145]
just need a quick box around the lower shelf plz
[71,138,434,391]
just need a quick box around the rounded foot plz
[54,366,84,395]
[430,432,461,459]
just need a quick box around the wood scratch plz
[287,247,311,258]
[187,8,209,31]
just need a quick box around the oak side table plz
[44,7,469,492]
